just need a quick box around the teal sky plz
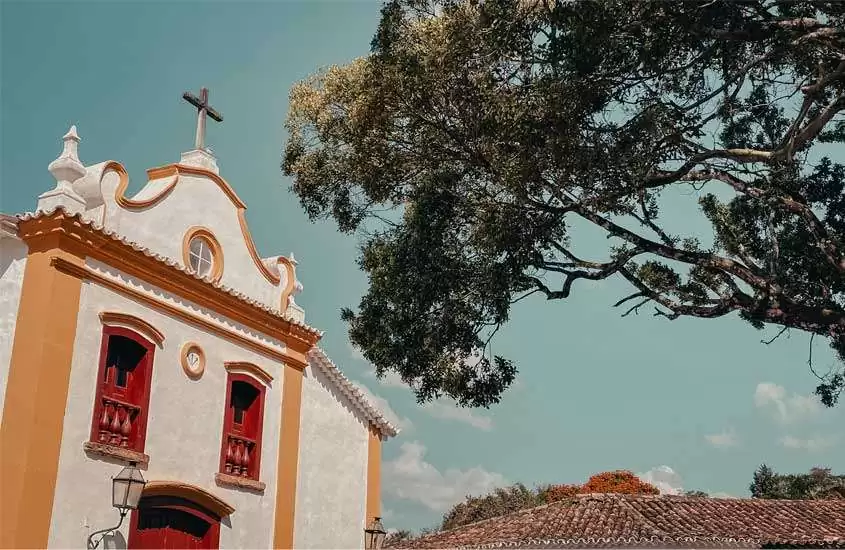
[2,0,842,533]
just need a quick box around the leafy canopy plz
[284,0,845,407]
[750,463,845,499]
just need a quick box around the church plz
[0,88,398,549]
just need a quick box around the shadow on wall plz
[100,529,126,550]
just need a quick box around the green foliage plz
[284,0,845,407]
[440,483,545,531]
[750,464,845,499]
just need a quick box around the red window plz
[90,326,155,453]
[129,496,221,549]
[219,373,265,481]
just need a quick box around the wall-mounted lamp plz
[364,516,387,550]
[86,462,146,549]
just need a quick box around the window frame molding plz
[98,311,165,349]
[182,226,224,283]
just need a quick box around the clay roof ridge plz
[307,347,399,438]
[13,207,324,338]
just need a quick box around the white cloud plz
[754,382,821,424]
[422,400,494,431]
[383,441,508,512]
[348,341,367,362]
[637,465,684,495]
[705,428,739,448]
[779,434,836,452]
[351,382,413,432]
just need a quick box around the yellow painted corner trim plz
[182,226,225,283]
[224,361,273,387]
[0,242,85,548]
[105,160,179,210]
[365,424,382,524]
[98,311,165,348]
[273,364,304,549]
[142,481,235,517]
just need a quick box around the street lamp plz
[87,462,146,549]
[364,516,387,550]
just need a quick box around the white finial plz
[40,124,87,215]
[289,252,298,266]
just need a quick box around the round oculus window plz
[188,236,215,278]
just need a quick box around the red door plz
[129,496,220,549]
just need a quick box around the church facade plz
[0,99,398,549]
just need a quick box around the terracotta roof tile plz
[308,347,399,438]
[390,494,845,549]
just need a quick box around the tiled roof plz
[390,494,845,549]
[308,347,399,438]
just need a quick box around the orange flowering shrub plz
[579,470,660,495]
[540,484,581,503]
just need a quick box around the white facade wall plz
[48,259,287,549]
[0,237,27,426]
[96,167,287,310]
[294,361,370,550]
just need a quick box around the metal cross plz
[182,87,223,151]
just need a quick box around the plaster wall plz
[48,259,287,549]
[0,236,27,426]
[294,360,370,550]
[96,167,288,310]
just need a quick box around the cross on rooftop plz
[182,87,223,151]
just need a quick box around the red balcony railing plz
[97,397,140,448]
[223,435,257,479]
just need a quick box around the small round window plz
[188,236,215,278]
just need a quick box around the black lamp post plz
[364,516,387,550]
[86,462,146,549]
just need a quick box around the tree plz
[440,483,544,531]
[579,470,660,495]
[750,464,845,499]
[750,463,779,498]
[284,0,845,408]
[683,490,710,498]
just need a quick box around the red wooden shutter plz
[219,374,265,480]
[90,326,155,453]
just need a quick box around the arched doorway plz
[127,482,234,549]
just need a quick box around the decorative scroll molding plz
[102,161,285,287]
[106,160,179,210]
